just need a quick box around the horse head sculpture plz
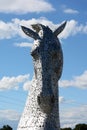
[21,22,66,114]
[17,22,66,130]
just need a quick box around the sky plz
[0,0,87,129]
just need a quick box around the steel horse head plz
[21,22,66,114]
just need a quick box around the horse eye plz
[31,47,39,57]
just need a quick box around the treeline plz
[0,123,87,130]
[0,125,12,130]
[61,123,87,130]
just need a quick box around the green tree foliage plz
[74,123,87,130]
[0,125,12,130]
[61,128,72,130]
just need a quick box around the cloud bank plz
[0,105,87,129]
[60,105,87,128]
[0,0,55,14]
[15,42,33,48]
[64,8,79,14]
[0,109,20,130]
[0,74,30,91]
[59,70,87,89]
[62,5,79,14]
[0,109,20,121]
[0,18,87,40]
[0,70,87,91]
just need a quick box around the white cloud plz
[0,20,18,39]
[64,8,79,14]
[15,42,33,48]
[59,96,65,103]
[60,105,87,128]
[59,20,77,39]
[0,0,55,14]
[59,70,87,89]
[0,74,29,91]
[59,20,87,39]
[18,17,57,31]
[0,18,56,39]
[23,80,32,91]
[59,96,75,104]
[0,18,87,40]
[62,5,79,14]
[0,109,20,121]
[0,106,87,129]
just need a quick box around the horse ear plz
[21,26,40,40]
[54,21,67,36]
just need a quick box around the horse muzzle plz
[37,92,55,114]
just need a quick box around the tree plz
[61,128,72,130]
[74,123,87,130]
[0,125,12,130]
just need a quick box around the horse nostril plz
[51,95,55,103]
[30,47,39,57]
[37,95,41,105]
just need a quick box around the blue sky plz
[0,0,87,129]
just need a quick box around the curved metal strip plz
[21,26,40,40]
[54,21,67,36]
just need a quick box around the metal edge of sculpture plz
[17,21,67,130]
